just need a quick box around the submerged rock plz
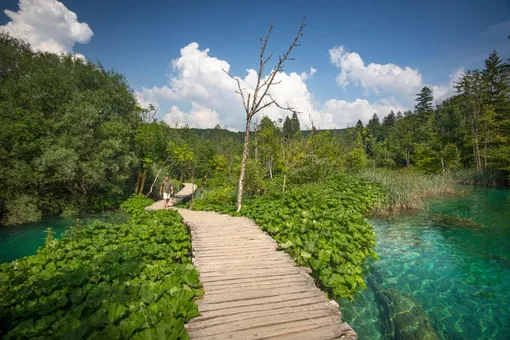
[430,214,484,229]
[368,275,439,340]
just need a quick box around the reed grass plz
[360,168,459,216]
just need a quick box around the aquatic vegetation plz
[360,168,458,215]
[192,172,385,299]
[0,199,201,339]
[368,274,439,340]
[430,213,484,229]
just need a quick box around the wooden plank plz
[190,297,328,321]
[162,207,357,339]
[198,271,303,284]
[187,302,337,330]
[203,277,312,293]
[201,273,311,288]
[197,291,324,312]
[190,315,342,340]
[199,285,318,304]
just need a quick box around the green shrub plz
[288,154,330,184]
[61,203,80,218]
[449,168,504,186]
[0,206,200,339]
[2,195,42,226]
[120,195,154,216]
[190,186,236,214]
[206,175,235,188]
[243,160,266,195]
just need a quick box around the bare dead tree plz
[253,118,259,163]
[224,17,306,212]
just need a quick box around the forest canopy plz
[1,31,509,225]
[0,33,142,225]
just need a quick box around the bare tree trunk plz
[225,18,306,213]
[483,121,488,172]
[135,170,142,194]
[269,158,273,179]
[473,128,481,171]
[236,117,252,212]
[441,157,445,173]
[145,155,171,198]
[283,174,287,193]
[254,119,259,163]
[200,175,207,199]
[406,150,410,167]
[138,168,148,195]
[190,169,195,203]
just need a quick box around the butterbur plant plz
[192,172,385,300]
[44,227,57,249]
[0,203,200,339]
[63,219,86,240]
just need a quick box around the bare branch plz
[250,19,275,109]
[255,99,276,113]
[271,100,300,115]
[262,53,273,67]
[222,68,249,113]
[254,94,301,115]
[260,70,282,89]
[252,17,306,112]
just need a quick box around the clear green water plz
[0,212,129,264]
[341,186,510,340]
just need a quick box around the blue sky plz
[2,0,510,129]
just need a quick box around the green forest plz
[359,51,510,180]
[1,21,510,339]
[2,31,510,226]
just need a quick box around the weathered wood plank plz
[166,207,357,339]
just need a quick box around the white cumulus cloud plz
[164,102,220,129]
[431,67,464,102]
[0,0,93,54]
[138,42,322,130]
[139,42,462,130]
[300,67,317,81]
[329,46,422,98]
[321,98,406,128]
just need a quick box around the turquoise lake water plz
[0,212,129,263]
[1,187,509,339]
[341,186,510,339]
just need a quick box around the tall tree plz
[282,116,293,139]
[367,114,381,140]
[415,86,434,120]
[224,18,306,212]
[257,116,281,178]
[455,70,486,170]
[290,112,301,135]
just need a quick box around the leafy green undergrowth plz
[0,195,201,339]
[192,173,385,300]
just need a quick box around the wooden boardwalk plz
[145,182,197,210]
[149,183,357,339]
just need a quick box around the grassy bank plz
[190,173,385,300]
[360,169,458,216]
[0,195,201,339]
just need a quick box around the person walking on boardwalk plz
[159,176,174,208]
